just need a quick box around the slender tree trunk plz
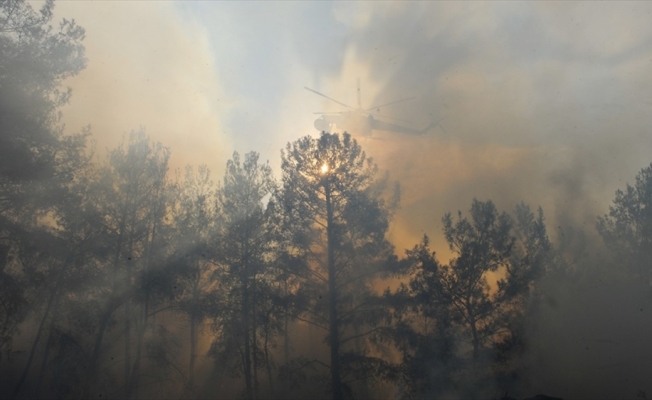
[35,323,54,399]
[283,282,290,365]
[189,311,196,386]
[124,237,135,394]
[129,202,160,398]
[10,282,59,400]
[353,324,370,399]
[84,201,131,398]
[189,280,199,388]
[470,318,479,360]
[125,298,132,386]
[252,275,259,400]
[84,305,112,398]
[86,221,123,395]
[89,311,110,369]
[85,286,132,398]
[325,183,344,400]
[243,272,253,400]
[264,320,275,396]
[126,298,148,399]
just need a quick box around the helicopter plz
[306,81,437,137]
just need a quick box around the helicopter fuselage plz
[314,111,434,137]
[306,85,433,136]
[314,111,373,136]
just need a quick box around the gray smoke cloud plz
[55,1,231,174]
[311,2,652,254]
[49,2,652,397]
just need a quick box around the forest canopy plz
[2,1,652,400]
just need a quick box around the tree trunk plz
[84,203,130,398]
[264,321,275,396]
[284,281,290,365]
[124,234,136,395]
[34,323,54,399]
[129,200,160,398]
[470,319,479,360]
[124,298,132,387]
[252,275,259,400]
[126,298,148,399]
[189,311,196,387]
[325,183,343,400]
[353,325,370,399]
[10,281,59,400]
[189,280,198,388]
[243,272,253,400]
[84,306,112,398]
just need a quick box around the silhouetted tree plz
[392,201,553,399]
[492,203,553,395]
[598,163,652,279]
[388,236,460,400]
[209,152,281,400]
[83,131,171,398]
[279,132,398,400]
[10,146,100,399]
[0,0,87,366]
[0,0,86,183]
[169,165,218,391]
[440,199,514,363]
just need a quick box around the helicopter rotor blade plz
[365,96,416,111]
[433,115,448,134]
[313,111,344,115]
[305,87,356,110]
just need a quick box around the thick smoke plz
[287,3,652,397]
[308,2,652,252]
[54,1,231,174]
[5,2,652,399]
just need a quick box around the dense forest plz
[2,2,652,399]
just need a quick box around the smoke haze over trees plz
[3,1,652,399]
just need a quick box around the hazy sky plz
[54,1,652,255]
[35,4,652,396]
